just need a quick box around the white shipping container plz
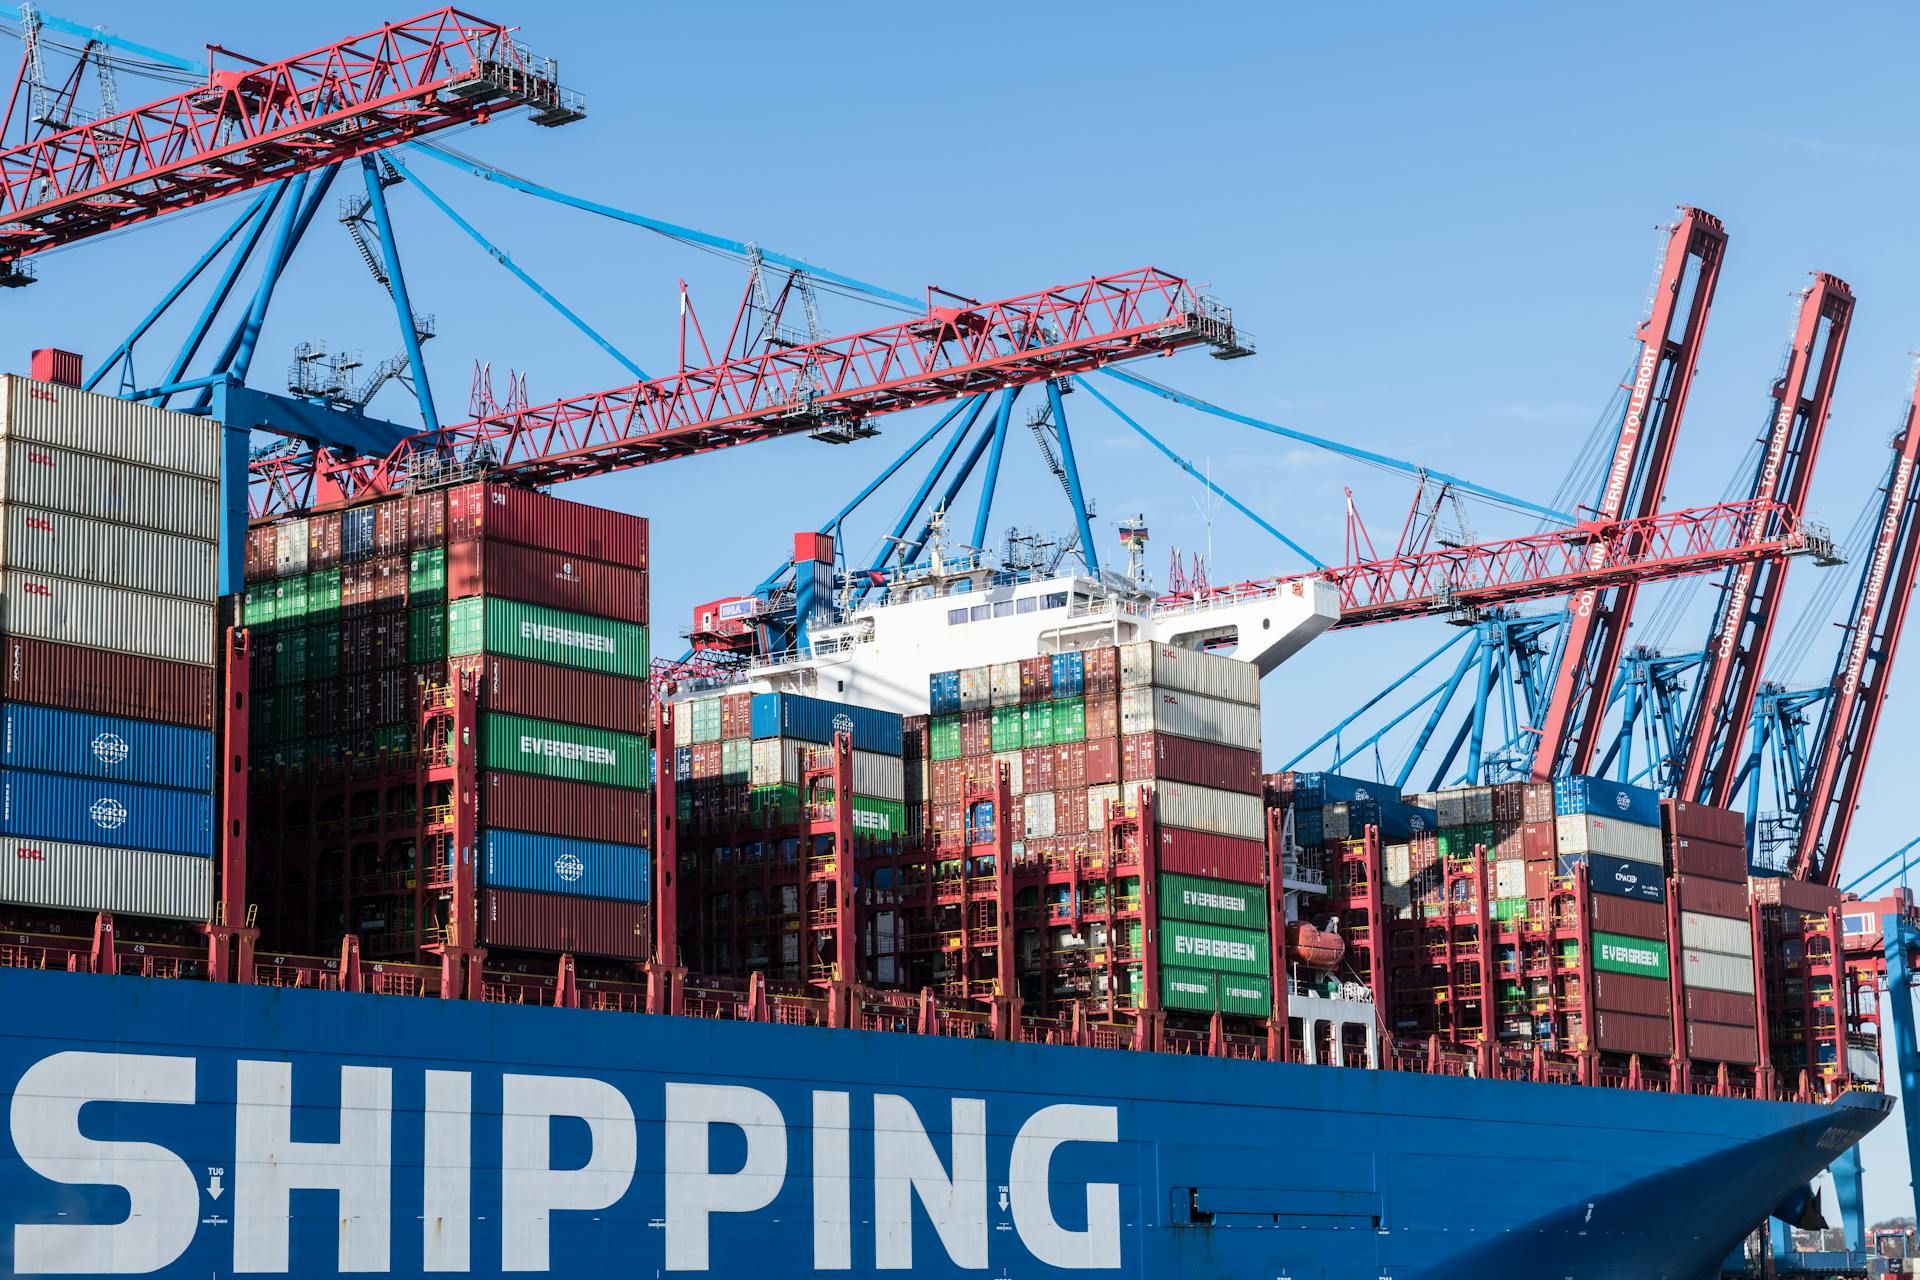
[1464,787,1494,825]
[1155,779,1264,841]
[274,517,310,577]
[1024,790,1056,839]
[1680,910,1753,958]
[0,504,215,601]
[1495,859,1526,898]
[958,665,990,711]
[3,569,213,665]
[1324,803,1351,842]
[1084,783,1119,830]
[4,376,222,480]
[748,739,905,799]
[749,737,784,787]
[1385,845,1412,887]
[0,439,218,540]
[992,750,1024,796]
[1682,947,1757,995]
[1118,641,1261,706]
[0,836,211,921]
[1118,685,1261,752]
[1436,790,1466,827]
[989,661,1022,707]
[1555,814,1662,866]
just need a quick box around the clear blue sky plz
[7,0,1920,1224]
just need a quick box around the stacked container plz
[1665,798,1760,1065]
[1275,772,1437,918]
[0,376,218,924]
[244,481,651,961]
[1552,776,1672,1058]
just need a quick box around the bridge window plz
[1043,592,1068,610]
[948,608,967,626]
[1017,596,1038,614]
[970,604,990,622]
[992,599,1014,618]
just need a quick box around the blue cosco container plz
[0,704,213,792]
[1377,801,1439,840]
[1296,772,1402,806]
[928,671,962,716]
[481,828,651,903]
[0,768,213,856]
[749,693,904,755]
[1561,850,1665,903]
[1050,652,1085,698]
[1555,775,1661,828]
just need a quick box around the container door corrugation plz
[0,703,213,791]
[1554,814,1662,865]
[0,505,215,601]
[1157,918,1270,976]
[1679,910,1753,958]
[0,766,212,856]
[452,654,648,735]
[274,518,309,577]
[0,836,211,921]
[4,377,222,479]
[0,440,218,540]
[1680,947,1757,995]
[1156,871,1264,929]
[479,772,650,847]
[2,571,214,666]
[480,828,651,903]
[446,597,649,678]
[1118,642,1260,706]
[989,661,1021,707]
[480,887,649,960]
[1154,779,1265,841]
[2,637,212,729]
[446,541,648,625]
[1118,686,1261,752]
[447,482,649,567]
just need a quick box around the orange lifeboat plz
[1287,920,1346,969]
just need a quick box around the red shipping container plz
[408,490,447,551]
[902,716,928,762]
[307,510,343,571]
[452,654,648,733]
[1522,783,1555,823]
[1591,893,1667,939]
[1662,798,1745,846]
[1054,742,1087,791]
[375,498,408,556]
[1084,693,1118,740]
[447,540,648,625]
[1027,747,1057,792]
[1524,862,1552,900]
[1083,645,1118,694]
[1491,783,1526,825]
[1685,1019,1759,1065]
[1121,732,1261,794]
[245,525,276,580]
[1493,823,1525,859]
[1592,971,1671,1018]
[374,554,408,605]
[1055,787,1087,834]
[1084,737,1119,786]
[1594,1010,1673,1058]
[1669,836,1746,884]
[960,710,991,757]
[481,888,650,960]
[1156,827,1265,883]
[1683,987,1757,1026]
[1520,821,1556,862]
[448,482,649,567]
[342,563,378,613]
[1019,656,1052,702]
[1748,877,1843,913]
[690,743,721,780]
[481,772,651,845]
[719,693,752,740]
[2,636,214,729]
[1677,874,1748,920]
[374,607,407,669]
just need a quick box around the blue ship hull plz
[0,967,1887,1279]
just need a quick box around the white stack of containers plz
[0,362,218,923]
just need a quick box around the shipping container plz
[1677,874,1748,919]
[0,504,214,601]
[447,540,648,624]
[1591,892,1667,940]
[1085,737,1118,785]
[480,773,651,846]
[1591,970,1671,1018]
[2,571,213,666]
[1746,876,1842,913]
[446,596,648,678]
[1685,1019,1759,1065]
[481,828,651,903]
[450,654,648,735]
[1592,932,1670,980]
[1668,836,1747,883]
[1050,651,1084,698]
[1,439,217,540]
[1,637,212,729]
[742,784,906,840]
[0,836,211,921]
[1160,967,1271,1017]
[1118,685,1260,752]
[1118,642,1260,705]
[1680,948,1756,995]
[1158,827,1266,882]
[1594,1010,1674,1058]
[4,377,221,479]
[0,767,212,856]
[748,693,904,755]
[957,666,989,711]
[480,712,648,789]
[1154,779,1265,841]
[1662,798,1745,847]
[928,670,962,716]
[1157,871,1265,929]
[1680,910,1754,958]
[989,661,1021,707]
[1023,790,1056,839]
[1555,774,1662,827]
[0,702,212,791]
[1565,850,1665,902]
[1158,917,1270,976]
[1683,987,1757,1026]
[1120,732,1261,793]
[447,482,648,567]
[1555,813,1661,865]
[479,887,649,960]
[746,738,904,799]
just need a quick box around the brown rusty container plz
[1084,736,1119,786]
[1682,987,1758,1026]
[1083,644,1118,694]
[1590,891,1667,940]
[1120,731,1261,794]
[306,509,343,571]
[447,481,649,567]
[447,540,649,625]
[451,654,647,734]
[1592,970,1670,1017]
[3,635,213,728]
[1668,836,1746,883]
[480,888,650,960]
[1685,1019,1759,1065]
[1662,797,1745,845]
[1593,1009,1674,1057]
[480,771,651,846]
[1677,874,1748,920]
[1157,827,1265,883]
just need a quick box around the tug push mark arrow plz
[205,1168,224,1201]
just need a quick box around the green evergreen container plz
[1157,918,1270,976]
[273,575,308,627]
[1021,701,1056,748]
[1157,871,1265,929]
[446,597,647,677]
[481,712,648,789]
[747,784,906,839]
[1593,932,1668,979]
[243,583,277,630]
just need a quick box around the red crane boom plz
[1679,274,1854,807]
[1793,382,1920,885]
[250,267,1235,513]
[0,8,576,263]
[1529,207,1728,782]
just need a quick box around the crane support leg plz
[1832,1143,1864,1252]
[1883,911,1920,1227]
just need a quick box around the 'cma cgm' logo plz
[90,732,129,767]
[89,796,127,830]
[554,852,585,883]
[6,1055,1125,1274]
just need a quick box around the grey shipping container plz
[0,836,211,921]
[1680,910,1753,958]
[1118,642,1260,705]
[0,504,215,601]
[3,376,222,479]
[1,571,214,666]
[1118,685,1261,752]
[0,439,218,540]
[1681,947,1757,995]
[1555,813,1662,865]
[1152,778,1266,841]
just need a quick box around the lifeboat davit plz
[1287,920,1346,969]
